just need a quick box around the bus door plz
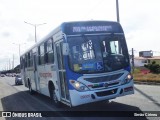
[55,41,70,102]
[33,53,40,92]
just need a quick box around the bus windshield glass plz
[68,34,129,74]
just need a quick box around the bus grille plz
[96,88,118,97]
[84,73,123,83]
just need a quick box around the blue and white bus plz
[20,21,134,107]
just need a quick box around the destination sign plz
[73,26,112,33]
[62,21,123,35]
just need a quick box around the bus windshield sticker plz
[96,61,104,70]
[82,63,95,70]
[73,64,81,71]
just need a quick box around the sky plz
[0,0,160,71]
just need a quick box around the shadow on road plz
[134,86,160,108]
[1,90,148,120]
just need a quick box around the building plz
[134,56,160,67]
[132,50,160,67]
[139,51,153,57]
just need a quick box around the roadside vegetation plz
[133,61,160,83]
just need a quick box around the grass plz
[132,68,160,83]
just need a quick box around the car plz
[15,75,23,85]
[0,74,5,77]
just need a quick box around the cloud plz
[1,0,160,70]
[26,34,35,42]
[120,0,160,54]
[1,32,11,37]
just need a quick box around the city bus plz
[20,21,134,107]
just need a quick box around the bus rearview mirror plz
[62,43,69,55]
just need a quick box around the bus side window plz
[30,51,33,67]
[25,54,28,68]
[38,47,41,65]
[38,44,45,65]
[20,57,23,69]
[28,51,33,67]
[21,57,25,69]
[28,52,30,67]
[45,38,54,64]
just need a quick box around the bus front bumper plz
[69,80,134,107]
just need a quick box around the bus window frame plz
[45,38,54,64]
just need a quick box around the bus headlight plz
[70,80,89,91]
[121,73,133,85]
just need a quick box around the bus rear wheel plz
[49,86,61,107]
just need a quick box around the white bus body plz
[20,21,134,107]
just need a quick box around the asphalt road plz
[0,76,160,120]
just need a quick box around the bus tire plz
[28,80,34,95]
[49,84,61,107]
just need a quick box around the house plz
[134,56,160,67]
[130,51,160,67]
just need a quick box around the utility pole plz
[116,0,120,22]
[131,48,135,72]
[116,0,121,53]
[12,54,14,70]
[9,59,11,70]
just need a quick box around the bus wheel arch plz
[48,81,61,107]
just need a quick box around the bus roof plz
[21,20,123,56]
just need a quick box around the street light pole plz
[116,0,120,22]
[12,54,14,69]
[116,0,122,56]
[24,21,46,43]
[35,26,37,43]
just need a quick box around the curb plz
[134,81,160,85]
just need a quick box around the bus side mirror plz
[62,43,69,55]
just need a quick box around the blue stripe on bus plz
[124,66,131,72]
[64,56,82,90]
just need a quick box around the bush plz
[134,68,141,74]
[144,61,160,74]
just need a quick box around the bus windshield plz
[68,34,130,74]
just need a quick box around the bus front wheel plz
[49,85,61,107]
